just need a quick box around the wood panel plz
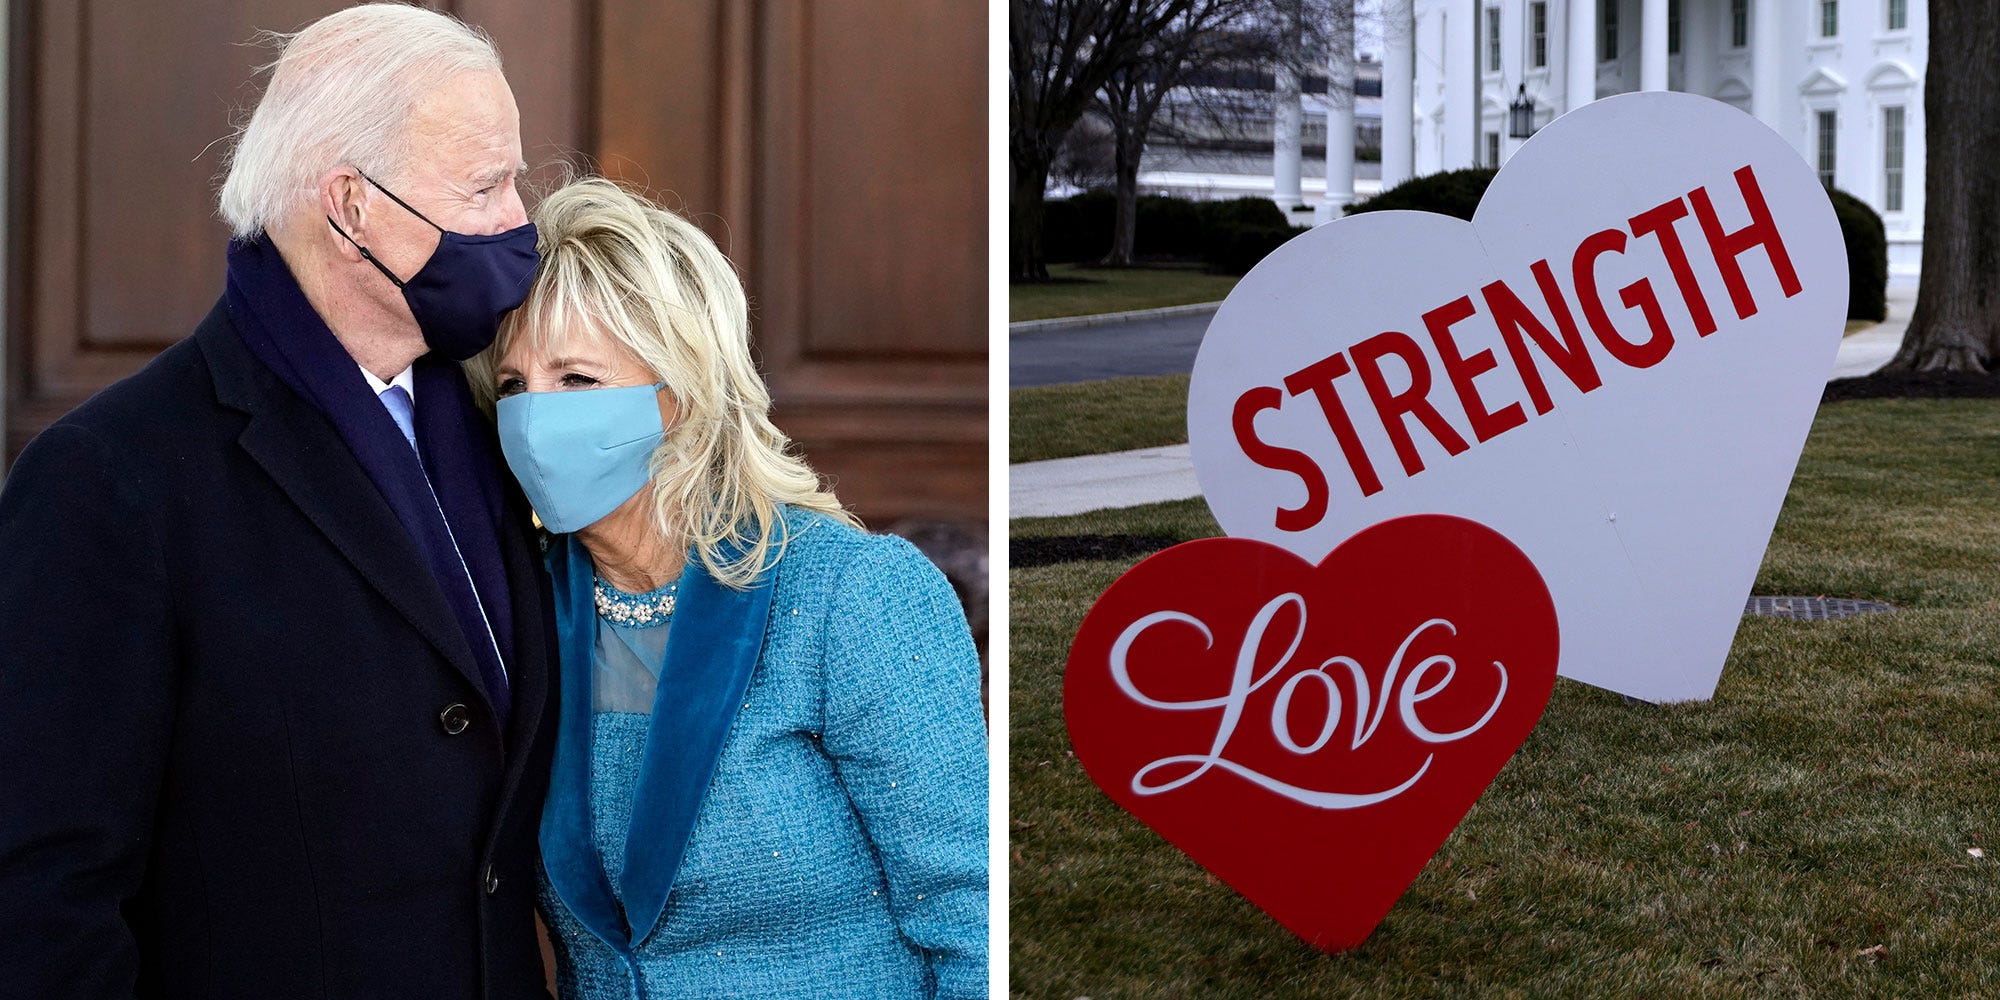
[595,0,988,529]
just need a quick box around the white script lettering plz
[1107,597,1508,809]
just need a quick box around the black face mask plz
[327,171,540,361]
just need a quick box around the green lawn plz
[1010,398,2000,997]
[1010,263,1240,322]
[1010,374,1189,464]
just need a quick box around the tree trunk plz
[1884,0,2000,372]
[1012,139,1054,282]
[1105,127,1143,266]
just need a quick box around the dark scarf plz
[225,237,514,721]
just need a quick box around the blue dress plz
[537,509,988,1000]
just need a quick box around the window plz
[1816,109,1837,186]
[1600,0,1618,61]
[1487,6,1502,71]
[1731,0,1748,48]
[1530,2,1548,68]
[1887,0,1907,30]
[1486,131,1502,167]
[1819,0,1838,37]
[1882,105,1905,212]
[1668,0,1681,54]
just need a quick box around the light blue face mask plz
[496,383,667,533]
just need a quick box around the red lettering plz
[1423,295,1526,443]
[1280,353,1383,499]
[1482,264,1603,415]
[1628,197,1718,336]
[1349,332,1470,478]
[1688,164,1803,321]
[1232,386,1331,531]
[1574,228,1674,369]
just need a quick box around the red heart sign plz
[1064,514,1559,951]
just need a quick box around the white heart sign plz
[1187,93,1848,703]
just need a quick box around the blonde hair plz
[473,178,856,588]
[219,3,502,237]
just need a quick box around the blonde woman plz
[472,179,987,999]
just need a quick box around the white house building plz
[1158,1,1927,276]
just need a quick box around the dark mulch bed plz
[1011,533,1180,569]
[1824,369,2000,401]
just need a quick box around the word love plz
[1110,598,1506,809]
[1065,517,1559,950]
[1235,163,1800,530]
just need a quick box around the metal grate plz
[1744,596,1895,621]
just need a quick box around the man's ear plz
[320,167,369,261]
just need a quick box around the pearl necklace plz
[593,578,678,626]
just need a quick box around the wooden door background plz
[4,0,987,536]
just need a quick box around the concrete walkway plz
[1011,282,1918,520]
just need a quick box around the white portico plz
[1271,0,1927,276]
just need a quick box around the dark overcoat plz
[0,300,558,1000]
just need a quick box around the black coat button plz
[438,703,471,735]
[484,865,500,895]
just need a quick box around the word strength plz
[1233,164,1801,530]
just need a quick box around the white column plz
[1443,4,1476,168]
[1640,0,1668,90]
[1273,61,1304,208]
[1751,0,1782,126]
[1381,0,1416,185]
[1566,0,1597,110]
[1324,2,1357,210]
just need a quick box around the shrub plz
[1204,223,1309,276]
[1135,194,1207,259]
[1345,167,1497,220]
[1827,187,1888,322]
[1039,190,1114,264]
[1198,196,1291,232]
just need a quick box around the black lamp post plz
[1508,83,1537,139]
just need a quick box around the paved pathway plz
[1011,282,1919,519]
[1009,305,1217,389]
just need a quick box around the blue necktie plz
[379,385,418,452]
[378,381,512,706]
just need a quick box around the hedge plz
[1827,188,1888,322]
[1039,192,1303,273]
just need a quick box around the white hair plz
[217,3,502,238]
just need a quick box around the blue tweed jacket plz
[537,508,988,1000]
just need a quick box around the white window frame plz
[1529,2,1548,69]
[1880,104,1905,214]
[1884,0,1907,32]
[1730,0,1748,48]
[1814,108,1838,187]
[1819,0,1839,38]
[1486,6,1502,73]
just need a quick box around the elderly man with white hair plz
[0,5,558,998]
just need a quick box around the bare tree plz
[1050,112,1119,194]
[1096,0,1268,265]
[1011,0,1191,281]
[1884,0,2000,371]
[1095,0,1352,265]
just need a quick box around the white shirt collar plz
[358,363,417,403]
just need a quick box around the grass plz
[1010,398,2000,997]
[1010,263,1241,322]
[1010,374,1189,464]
